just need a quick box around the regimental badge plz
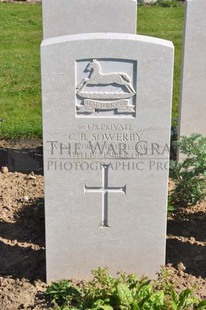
[76,59,136,117]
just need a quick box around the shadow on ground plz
[0,241,46,281]
[166,208,206,278]
[0,198,46,281]
[0,144,43,174]
[1,187,206,282]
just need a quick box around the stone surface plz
[42,0,137,39]
[41,33,174,282]
[179,0,206,143]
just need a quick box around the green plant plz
[169,288,198,309]
[83,268,165,310]
[168,196,175,213]
[45,267,206,310]
[170,134,206,206]
[45,280,82,309]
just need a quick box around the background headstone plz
[42,0,137,39]
[179,0,206,144]
[41,33,174,282]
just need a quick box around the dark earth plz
[0,140,206,309]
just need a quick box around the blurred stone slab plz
[179,0,206,143]
[42,0,137,39]
[41,32,174,282]
[143,0,158,3]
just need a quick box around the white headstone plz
[41,33,174,282]
[179,0,206,142]
[42,0,137,39]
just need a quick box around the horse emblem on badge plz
[76,59,136,117]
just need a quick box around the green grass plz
[0,3,42,138]
[138,5,184,119]
[0,3,184,138]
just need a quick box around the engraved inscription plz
[76,59,136,117]
[77,99,135,113]
[84,164,126,227]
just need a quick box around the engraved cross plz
[84,164,126,227]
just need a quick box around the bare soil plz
[0,142,206,308]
